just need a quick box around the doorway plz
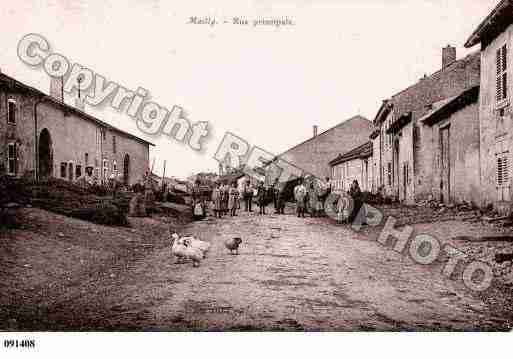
[123,154,130,185]
[38,128,53,180]
[440,126,451,203]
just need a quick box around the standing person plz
[256,181,267,215]
[318,177,332,217]
[228,182,239,216]
[211,182,222,218]
[275,183,286,215]
[243,179,253,212]
[308,181,319,217]
[271,180,279,213]
[220,181,228,216]
[349,179,363,223]
[294,179,307,218]
[192,179,206,220]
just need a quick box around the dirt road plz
[2,207,512,331]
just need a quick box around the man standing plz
[294,179,307,218]
[243,179,253,212]
[256,181,267,215]
[275,184,286,215]
[271,179,279,214]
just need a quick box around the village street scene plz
[2,0,513,334]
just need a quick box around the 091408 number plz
[4,339,35,349]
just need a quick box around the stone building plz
[370,47,481,204]
[420,86,481,205]
[329,141,373,193]
[274,115,373,180]
[465,0,513,211]
[0,72,152,185]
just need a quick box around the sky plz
[0,0,499,179]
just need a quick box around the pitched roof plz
[382,51,480,134]
[0,72,155,146]
[421,86,480,126]
[329,141,373,166]
[278,115,370,156]
[465,0,513,48]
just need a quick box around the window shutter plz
[504,72,508,99]
[498,157,503,186]
[502,44,507,71]
[497,155,510,186]
[497,75,503,102]
[497,48,502,75]
[496,45,508,102]
[503,158,506,185]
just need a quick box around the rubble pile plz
[380,201,480,226]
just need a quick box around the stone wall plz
[429,102,481,205]
[479,24,513,208]
[0,82,150,186]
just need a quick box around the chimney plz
[49,76,64,102]
[75,76,85,111]
[75,97,85,111]
[442,45,456,70]
[313,125,318,137]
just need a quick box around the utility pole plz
[161,160,167,192]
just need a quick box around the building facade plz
[0,72,151,186]
[276,115,373,180]
[465,0,513,210]
[420,86,481,205]
[370,47,481,205]
[329,141,373,193]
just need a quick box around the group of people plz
[293,177,332,218]
[210,179,287,217]
[210,182,240,218]
[190,175,363,222]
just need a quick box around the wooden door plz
[440,126,450,203]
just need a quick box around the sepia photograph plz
[1,0,513,356]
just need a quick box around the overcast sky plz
[0,0,498,179]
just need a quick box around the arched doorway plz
[123,154,130,185]
[38,128,53,180]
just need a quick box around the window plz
[7,143,16,175]
[496,44,508,103]
[497,153,509,187]
[404,162,410,185]
[60,162,67,178]
[102,129,106,141]
[387,162,392,186]
[85,153,89,166]
[7,99,16,124]
[68,162,73,181]
[113,160,117,172]
[103,159,108,179]
[76,165,82,178]
[112,136,117,153]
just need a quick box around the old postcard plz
[0,0,512,357]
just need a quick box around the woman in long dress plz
[308,182,319,217]
[294,179,307,218]
[228,182,240,216]
[211,183,222,218]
